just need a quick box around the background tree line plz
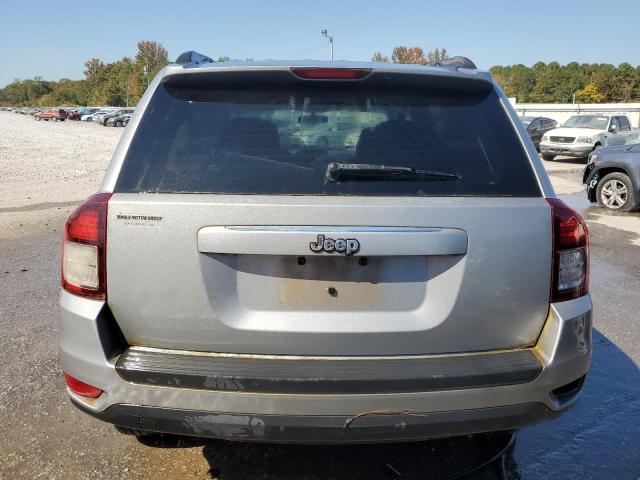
[2,42,640,106]
[0,41,169,107]
[371,47,640,103]
[491,62,640,103]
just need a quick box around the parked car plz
[540,114,636,161]
[82,109,110,122]
[60,54,592,444]
[68,108,97,120]
[92,108,120,125]
[583,137,640,211]
[521,116,557,150]
[101,108,134,126]
[35,108,67,121]
[106,113,131,127]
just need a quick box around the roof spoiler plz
[431,56,477,71]
[175,51,214,66]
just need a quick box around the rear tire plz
[596,172,636,211]
[542,154,555,161]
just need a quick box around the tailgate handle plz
[198,226,467,256]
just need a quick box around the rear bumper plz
[59,292,592,443]
[540,142,593,157]
[71,399,559,444]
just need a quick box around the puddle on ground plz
[559,191,594,213]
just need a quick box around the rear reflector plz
[63,373,102,398]
[291,67,372,80]
[61,193,111,300]
[547,198,589,302]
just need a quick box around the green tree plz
[134,40,169,100]
[591,64,617,102]
[491,64,537,102]
[371,51,389,62]
[426,48,449,63]
[84,58,108,104]
[102,58,135,106]
[529,62,564,102]
[612,63,638,102]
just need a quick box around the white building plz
[509,99,640,127]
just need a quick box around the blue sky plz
[1,0,639,87]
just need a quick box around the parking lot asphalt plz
[0,114,639,479]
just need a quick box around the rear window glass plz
[115,81,540,197]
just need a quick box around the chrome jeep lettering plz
[309,234,360,255]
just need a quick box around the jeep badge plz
[309,234,360,255]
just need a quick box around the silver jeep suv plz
[59,52,592,443]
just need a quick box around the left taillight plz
[63,372,102,398]
[61,193,111,300]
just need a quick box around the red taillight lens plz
[61,193,111,299]
[63,372,102,398]
[291,67,372,80]
[547,198,589,302]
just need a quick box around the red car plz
[35,108,67,121]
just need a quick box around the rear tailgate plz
[106,195,551,355]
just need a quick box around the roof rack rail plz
[175,51,214,65]
[431,56,477,71]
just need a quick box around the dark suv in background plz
[101,108,134,126]
[521,116,557,150]
[584,137,640,211]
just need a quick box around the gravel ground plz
[0,112,121,239]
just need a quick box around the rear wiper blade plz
[325,162,461,182]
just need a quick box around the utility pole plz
[322,29,334,61]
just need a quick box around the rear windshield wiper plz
[325,162,462,182]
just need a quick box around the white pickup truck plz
[539,114,636,160]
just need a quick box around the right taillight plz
[61,193,111,300]
[547,198,589,302]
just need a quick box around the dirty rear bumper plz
[71,399,558,443]
[59,291,592,443]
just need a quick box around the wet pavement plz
[1,161,639,479]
